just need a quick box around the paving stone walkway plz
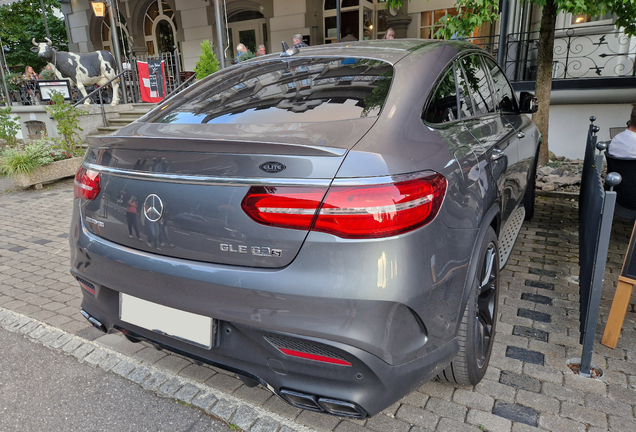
[0,175,635,432]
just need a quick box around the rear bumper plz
[79,293,457,417]
[70,203,473,415]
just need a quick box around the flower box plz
[12,156,82,189]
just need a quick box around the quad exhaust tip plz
[80,309,107,333]
[280,389,366,419]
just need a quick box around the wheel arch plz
[454,203,501,336]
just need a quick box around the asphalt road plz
[0,327,232,432]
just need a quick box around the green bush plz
[194,40,220,80]
[44,90,84,156]
[0,139,54,176]
[0,106,21,147]
[238,50,255,62]
[4,72,25,92]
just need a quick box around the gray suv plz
[70,40,539,418]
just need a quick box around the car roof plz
[250,39,476,65]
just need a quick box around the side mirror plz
[519,92,538,114]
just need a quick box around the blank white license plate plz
[120,293,213,349]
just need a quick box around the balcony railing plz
[502,26,636,82]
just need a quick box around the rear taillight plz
[242,173,446,239]
[241,186,328,230]
[74,167,101,201]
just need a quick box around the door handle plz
[491,147,504,161]
[517,131,525,139]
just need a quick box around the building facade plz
[60,0,501,70]
[58,0,636,158]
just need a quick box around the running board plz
[498,206,525,269]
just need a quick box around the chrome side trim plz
[83,163,333,187]
[85,163,437,187]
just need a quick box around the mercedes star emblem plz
[143,194,164,222]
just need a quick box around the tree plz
[194,40,220,80]
[386,0,636,165]
[0,0,68,73]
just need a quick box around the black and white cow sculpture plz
[32,38,120,105]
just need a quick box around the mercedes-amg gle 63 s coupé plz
[71,40,540,418]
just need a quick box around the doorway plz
[228,18,266,62]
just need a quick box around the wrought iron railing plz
[2,49,197,107]
[503,26,636,82]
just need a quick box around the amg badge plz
[220,243,282,257]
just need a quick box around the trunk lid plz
[80,119,375,268]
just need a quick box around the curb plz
[0,306,318,432]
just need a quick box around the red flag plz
[137,61,167,103]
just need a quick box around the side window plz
[484,57,518,113]
[423,68,458,124]
[459,55,495,116]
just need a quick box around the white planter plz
[12,157,82,189]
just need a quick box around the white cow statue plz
[32,38,120,105]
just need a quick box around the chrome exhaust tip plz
[80,309,107,333]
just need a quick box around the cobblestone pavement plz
[1,176,635,432]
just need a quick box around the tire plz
[438,227,499,386]
[524,156,538,221]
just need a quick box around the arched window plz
[101,11,132,56]
[144,0,178,55]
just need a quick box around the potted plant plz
[0,138,83,189]
[0,91,86,188]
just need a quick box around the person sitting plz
[384,28,395,39]
[236,43,248,63]
[39,64,55,80]
[23,65,41,81]
[341,28,358,42]
[292,34,308,48]
[22,65,42,104]
[608,104,636,159]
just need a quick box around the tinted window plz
[423,68,458,124]
[455,63,475,120]
[483,57,517,113]
[152,58,394,124]
[460,55,495,116]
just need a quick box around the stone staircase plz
[96,103,157,135]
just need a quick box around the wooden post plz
[601,277,635,349]
[601,223,636,348]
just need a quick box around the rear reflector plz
[242,173,446,238]
[278,347,352,366]
[74,167,101,201]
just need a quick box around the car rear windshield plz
[152,57,394,124]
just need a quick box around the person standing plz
[126,196,142,241]
[292,34,308,48]
[256,45,266,56]
[385,28,395,39]
[608,104,636,159]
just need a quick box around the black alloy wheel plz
[437,227,499,385]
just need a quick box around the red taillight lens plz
[74,167,101,201]
[241,186,328,230]
[314,174,447,238]
[242,173,446,239]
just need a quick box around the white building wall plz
[175,0,215,71]
[270,0,308,48]
[548,103,632,160]
[64,0,94,52]
[407,0,457,13]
